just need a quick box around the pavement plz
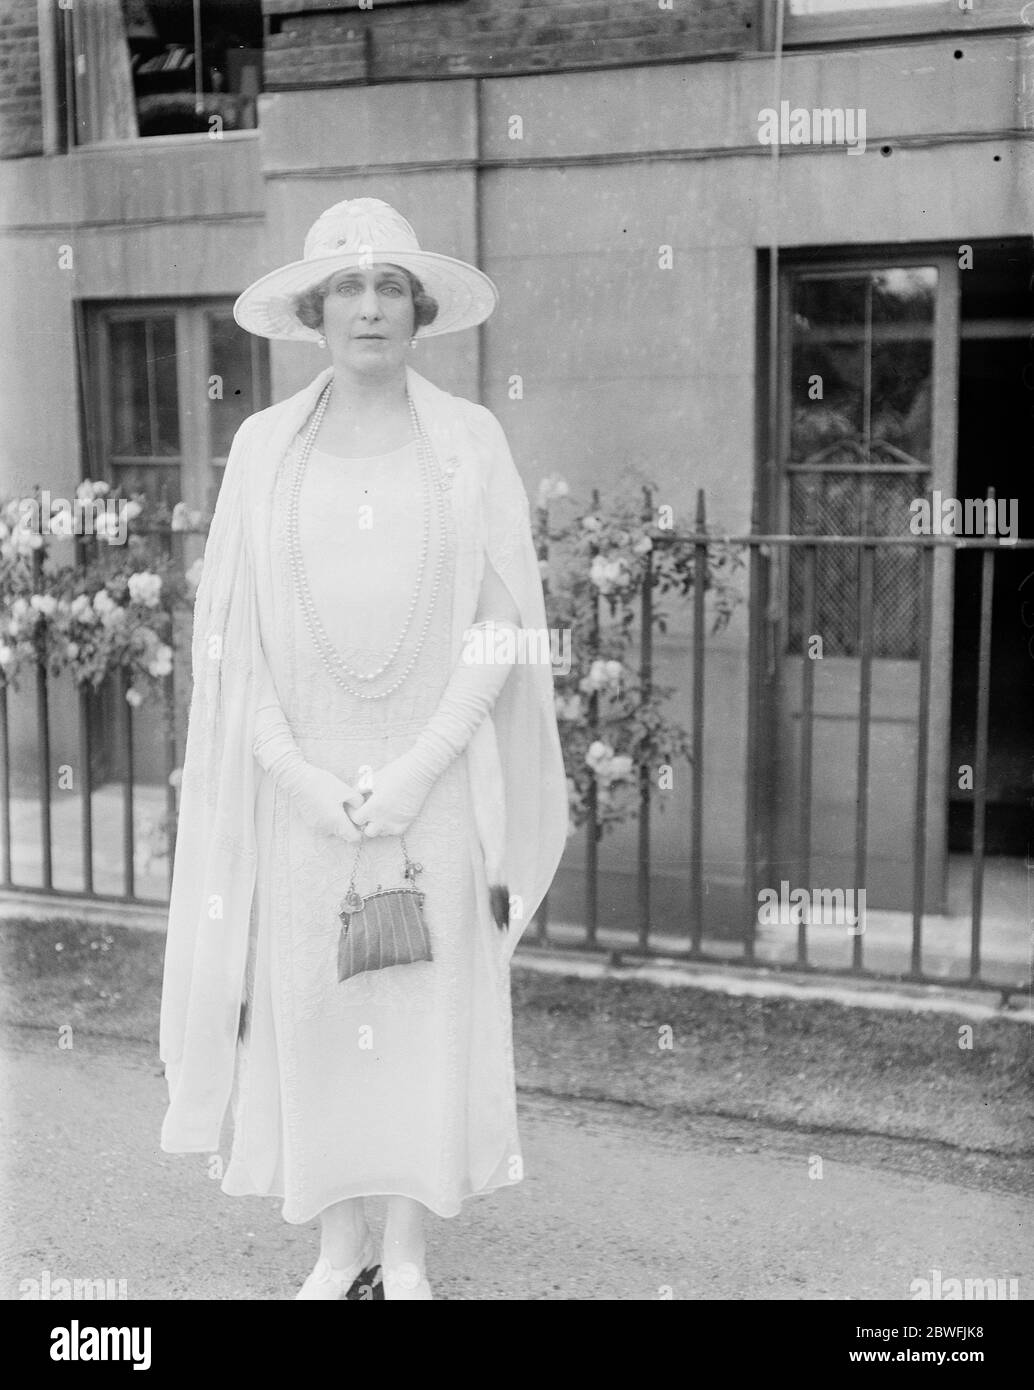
[2,1025,1030,1301]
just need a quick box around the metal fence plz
[2,501,1031,995]
[531,489,1033,996]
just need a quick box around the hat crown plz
[303,197,421,261]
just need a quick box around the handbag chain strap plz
[341,833,423,914]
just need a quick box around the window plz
[785,0,1025,43]
[50,0,264,147]
[83,301,270,516]
[790,0,942,11]
[782,265,938,659]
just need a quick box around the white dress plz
[221,435,522,1223]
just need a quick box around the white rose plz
[585,740,613,772]
[589,555,610,591]
[30,594,57,617]
[536,474,570,507]
[128,572,162,608]
[147,643,173,678]
[125,687,144,708]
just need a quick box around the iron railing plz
[531,488,1033,996]
[1,502,1031,995]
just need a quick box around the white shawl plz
[159,364,569,1153]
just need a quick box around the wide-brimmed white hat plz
[233,197,498,342]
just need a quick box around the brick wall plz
[0,0,43,158]
[264,0,759,90]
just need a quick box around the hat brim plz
[233,249,498,342]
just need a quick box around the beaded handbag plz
[336,834,432,982]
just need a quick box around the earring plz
[317,334,327,348]
[409,336,418,349]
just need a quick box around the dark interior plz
[125,0,264,136]
[949,243,1034,855]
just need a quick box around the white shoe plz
[295,1234,378,1300]
[382,1261,433,1300]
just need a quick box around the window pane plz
[108,315,179,456]
[870,266,936,325]
[789,269,935,461]
[109,320,149,454]
[112,462,181,512]
[208,313,258,458]
[785,266,938,660]
[790,276,867,458]
[151,317,180,455]
[871,339,933,461]
[127,1,265,139]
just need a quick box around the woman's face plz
[321,264,416,376]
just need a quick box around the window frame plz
[775,248,960,537]
[83,298,270,517]
[37,0,267,153]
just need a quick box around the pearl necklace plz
[287,381,447,701]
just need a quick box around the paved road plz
[1,1026,1030,1301]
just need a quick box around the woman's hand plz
[289,764,366,841]
[348,753,435,839]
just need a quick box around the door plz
[765,255,959,913]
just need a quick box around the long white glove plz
[350,619,519,839]
[252,661,364,841]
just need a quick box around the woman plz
[158,198,569,1300]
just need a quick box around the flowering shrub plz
[0,482,203,705]
[535,470,745,839]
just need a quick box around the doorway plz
[949,245,1034,859]
[765,252,959,913]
